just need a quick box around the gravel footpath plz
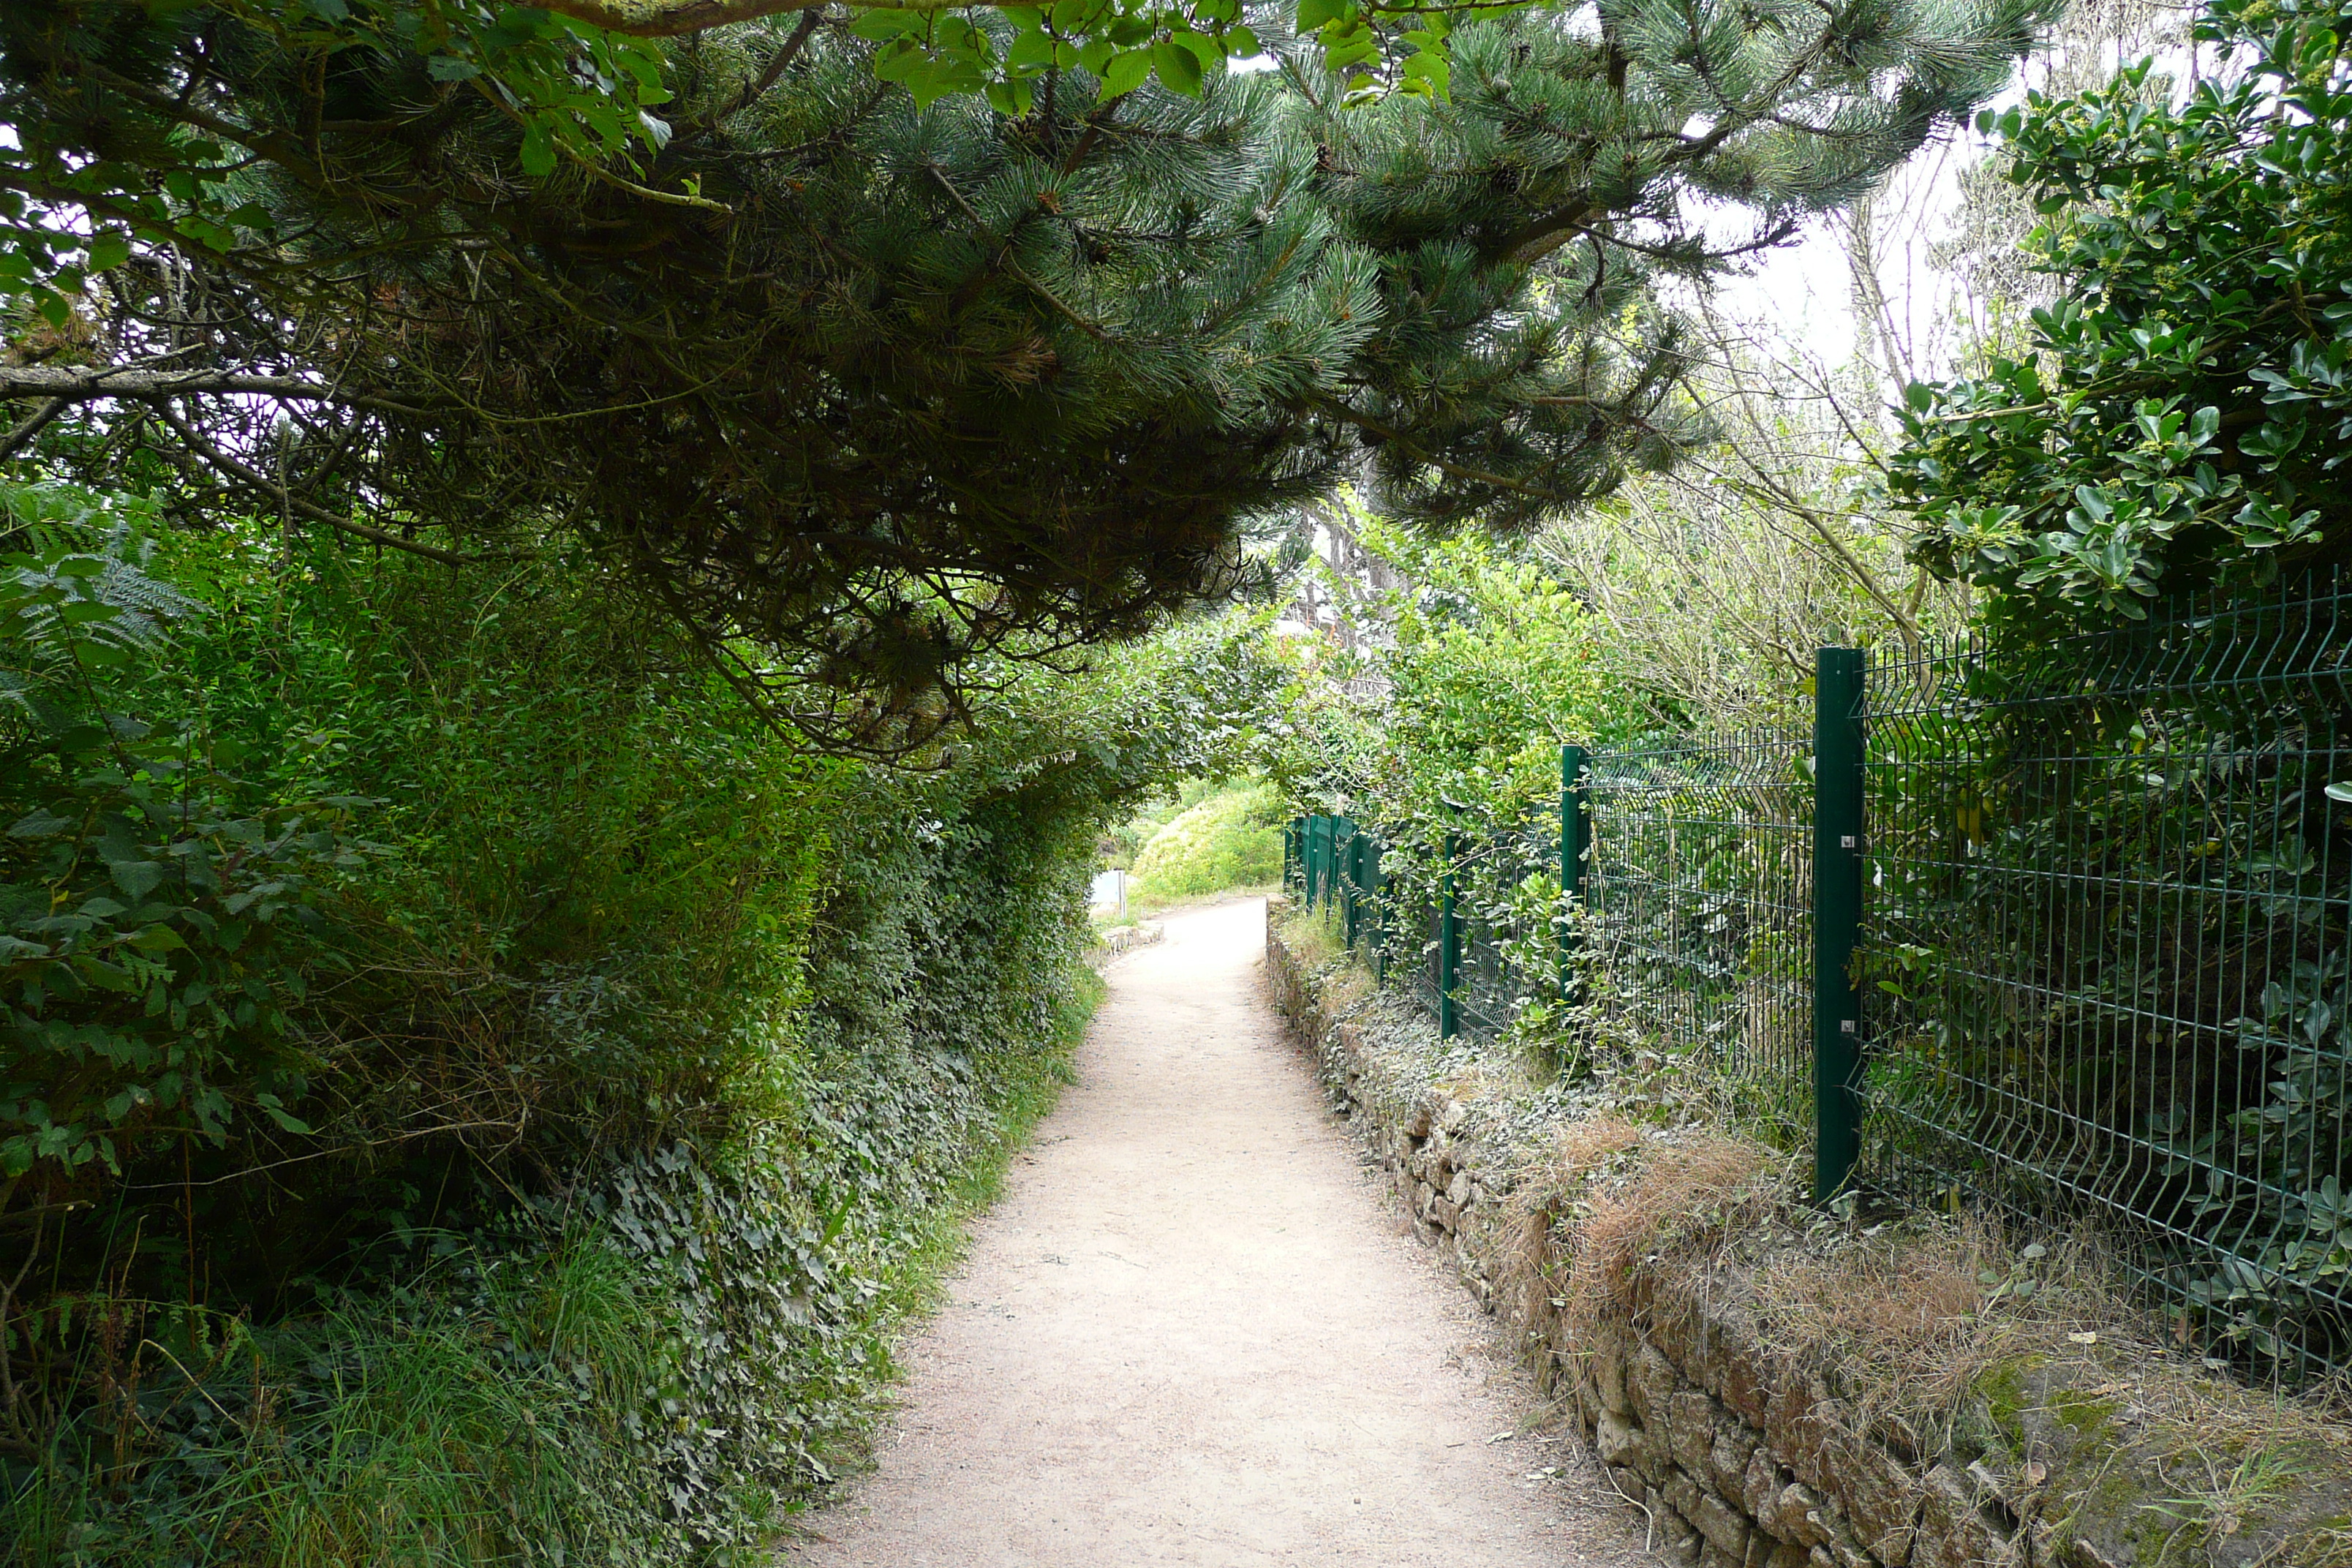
[785,896,1651,1567]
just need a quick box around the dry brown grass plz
[1749,1216,2352,1486]
[1752,1216,2035,1422]
[1500,1122,1782,1367]
[1570,1135,1778,1330]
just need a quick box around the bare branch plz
[0,365,438,418]
[527,0,954,37]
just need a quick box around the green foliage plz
[1,489,369,1186]
[1128,780,1283,901]
[1892,0,2352,626]
[1104,777,1223,869]
[1269,519,1635,1068]
[0,472,1276,1561]
[1275,516,1635,837]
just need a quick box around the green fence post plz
[1285,818,1300,894]
[1369,835,1388,983]
[1345,823,1364,945]
[1439,830,1461,1041]
[1343,821,1361,950]
[1813,647,1866,1205]
[1311,816,1327,908]
[1559,744,1589,998]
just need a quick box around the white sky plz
[1707,113,2013,383]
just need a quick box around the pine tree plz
[2,0,2048,750]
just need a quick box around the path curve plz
[790,897,1649,1567]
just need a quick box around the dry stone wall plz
[1265,902,2352,1568]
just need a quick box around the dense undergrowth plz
[0,477,1269,1564]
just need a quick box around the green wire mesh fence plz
[1861,581,2352,1380]
[1280,573,2352,1381]
[1584,731,1815,1119]
[1285,731,1820,1110]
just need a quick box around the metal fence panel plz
[1585,731,1815,1110]
[1861,584,2352,1378]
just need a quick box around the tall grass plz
[8,1237,664,1567]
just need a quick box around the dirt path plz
[789,897,1651,1567]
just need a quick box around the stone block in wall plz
[1415,1180,1436,1215]
[1695,1296,1774,1427]
[1910,1465,2013,1568]
[1670,1390,1727,1477]
[1596,1409,1660,1478]
[1662,1467,1708,1534]
[1608,1465,1653,1508]
[1591,1320,1633,1416]
[1712,1422,1762,1501]
[1430,1196,1460,1230]
[1767,1542,1811,1568]
[1761,1482,1833,1551]
[1447,1168,1474,1207]
[1702,1545,1742,1568]
[1763,1382,1849,1496]
[1631,1343,1679,1431]
[1647,1296,1703,1378]
[1842,1442,1924,1568]
[1686,1482,1754,1560]
[1742,1447,1784,1522]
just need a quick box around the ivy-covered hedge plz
[0,480,1272,1563]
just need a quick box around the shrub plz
[0,478,1278,1562]
[1129,782,1283,902]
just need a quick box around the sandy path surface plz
[788,897,1650,1567]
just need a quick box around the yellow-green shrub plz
[1130,782,1283,902]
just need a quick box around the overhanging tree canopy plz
[3,0,2048,750]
